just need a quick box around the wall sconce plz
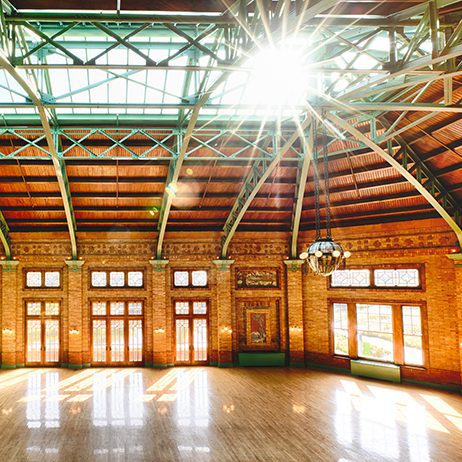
[289,326,303,333]
[69,329,80,335]
[2,327,14,335]
[154,328,165,334]
[220,326,232,334]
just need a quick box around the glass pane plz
[110,302,125,315]
[92,320,106,362]
[45,320,60,363]
[193,319,208,362]
[402,306,422,335]
[175,301,189,315]
[111,320,125,362]
[404,335,423,366]
[174,271,189,287]
[333,303,348,329]
[45,302,59,316]
[129,320,143,362]
[92,302,106,316]
[193,301,207,315]
[27,320,41,363]
[192,270,207,287]
[374,269,395,287]
[92,271,107,287]
[27,302,41,316]
[127,271,143,287]
[395,269,419,287]
[26,271,42,288]
[110,271,125,287]
[334,329,349,356]
[356,304,393,361]
[44,271,60,288]
[128,302,142,315]
[331,270,370,287]
[176,319,189,362]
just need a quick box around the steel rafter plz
[0,51,78,258]
[220,115,312,259]
[327,113,462,247]
[0,210,11,259]
[290,122,313,259]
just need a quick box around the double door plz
[25,301,60,365]
[91,301,143,365]
[174,300,209,365]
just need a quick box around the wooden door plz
[174,300,209,365]
[91,301,143,366]
[25,301,60,366]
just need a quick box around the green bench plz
[351,359,401,383]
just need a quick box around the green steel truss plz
[0,0,460,258]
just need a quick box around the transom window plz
[173,270,208,288]
[332,301,425,366]
[25,270,61,289]
[90,270,144,288]
[330,266,421,289]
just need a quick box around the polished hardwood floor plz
[0,367,460,461]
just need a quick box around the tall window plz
[402,306,423,366]
[356,304,393,362]
[331,302,425,367]
[333,303,349,355]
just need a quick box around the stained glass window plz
[174,271,189,287]
[331,269,370,287]
[193,301,207,315]
[128,271,143,287]
[175,302,189,315]
[374,269,419,287]
[128,302,143,315]
[92,272,107,287]
[27,302,41,316]
[109,272,125,287]
[45,302,60,316]
[45,271,60,288]
[110,302,125,315]
[92,302,107,316]
[26,272,42,288]
[192,271,207,287]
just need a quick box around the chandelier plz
[299,117,351,276]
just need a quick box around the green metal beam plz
[0,210,11,259]
[290,122,313,259]
[327,112,462,248]
[220,115,312,259]
[0,50,78,258]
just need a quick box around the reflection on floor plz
[0,367,461,461]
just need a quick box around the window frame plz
[329,264,425,290]
[89,269,145,289]
[23,269,63,290]
[171,269,209,289]
[329,299,428,368]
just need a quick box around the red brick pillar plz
[213,259,234,367]
[150,259,170,368]
[448,253,462,388]
[65,259,85,368]
[0,260,19,368]
[284,260,305,366]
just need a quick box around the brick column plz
[447,253,462,388]
[0,260,19,368]
[284,260,305,366]
[150,259,170,368]
[65,259,85,368]
[213,259,234,367]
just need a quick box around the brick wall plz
[0,219,460,389]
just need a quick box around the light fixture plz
[2,327,14,335]
[299,117,351,276]
[69,328,80,335]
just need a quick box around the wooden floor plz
[0,368,461,461]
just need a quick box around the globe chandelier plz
[299,117,351,276]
